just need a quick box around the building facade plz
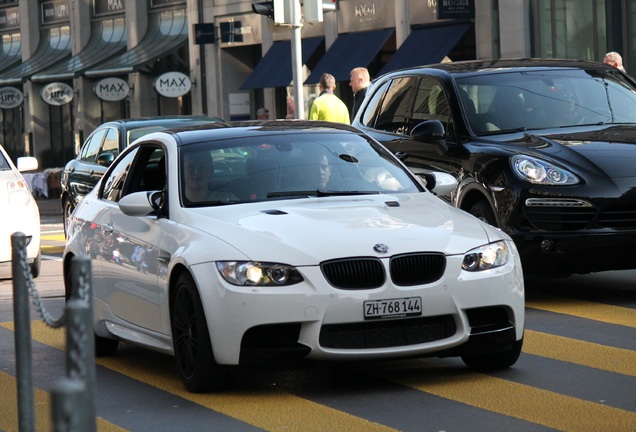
[0,0,629,169]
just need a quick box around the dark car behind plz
[352,58,636,277]
[61,115,221,232]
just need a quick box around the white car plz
[0,145,41,278]
[63,121,525,393]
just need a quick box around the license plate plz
[364,297,422,320]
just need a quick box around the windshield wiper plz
[267,190,380,198]
[189,199,243,207]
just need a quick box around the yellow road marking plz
[41,234,65,242]
[526,294,636,328]
[0,371,126,432]
[2,321,397,432]
[524,330,636,376]
[378,365,636,432]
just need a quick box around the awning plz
[31,18,126,82]
[240,37,324,89]
[0,26,72,86]
[84,9,187,78]
[0,33,22,74]
[378,23,471,75]
[304,28,393,85]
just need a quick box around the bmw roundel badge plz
[373,243,389,254]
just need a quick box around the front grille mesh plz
[321,254,446,289]
[525,202,636,230]
[319,315,456,349]
[390,253,446,286]
[525,206,595,230]
[598,203,636,228]
[321,258,385,289]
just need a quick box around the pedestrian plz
[256,107,269,119]
[603,51,626,72]
[349,67,371,119]
[309,73,350,124]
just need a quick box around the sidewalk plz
[36,196,63,230]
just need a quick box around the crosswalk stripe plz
[41,234,66,242]
[3,321,398,432]
[526,294,636,327]
[0,371,126,432]
[2,291,635,432]
[378,365,636,432]
[524,330,636,376]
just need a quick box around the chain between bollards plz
[11,232,96,432]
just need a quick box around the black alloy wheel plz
[171,272,235,392]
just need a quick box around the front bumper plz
[191,253,525,365]
[513,230,636,275]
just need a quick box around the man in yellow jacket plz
[309,73,350,124]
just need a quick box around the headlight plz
[216,261,304,286]
[462,241,509,271]
[511,155,579,185]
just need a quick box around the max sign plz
[155,71,191,97]
[0,86,24,109]
[95,77,129,101]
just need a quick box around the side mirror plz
[119,191,156,217]
[411,120,448,155]
[96,152,115,167]
[427,171,456,196]
[16,156,38,172]
[412,169,457,196]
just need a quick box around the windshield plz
[456,69,636,134]
[179,132,421,207]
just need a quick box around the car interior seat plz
[486,87,525,131]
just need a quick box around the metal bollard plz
[51,378,85,432]
[11,232,35,432]
[61,298,96,432]
[11,232,97,432]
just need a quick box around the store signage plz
[154,72,191,98]
[94,0,125,17]
[438,0,475,20]
[0,7,20,31]
[0,86,24,109]
[41,1,70,25]
[94,77,129,101]
[41,82,74,106]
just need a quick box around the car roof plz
[158,120,364,146]
[385,58,618,77]
[101,115,222,130]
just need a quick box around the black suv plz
[61,116,220,233]
[353,59,636,277]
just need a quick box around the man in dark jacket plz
[349,67,371,120]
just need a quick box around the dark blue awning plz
[378,23,471,75]
[32,18,126,82]
[304,28,393,85]
[240,37,324,90]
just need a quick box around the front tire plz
[468,200,497,226]
[30,252,41,279]
[462,338,523,371]
[171,272,236,392]
[62,197,75,236]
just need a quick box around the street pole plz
[290,0,304,119]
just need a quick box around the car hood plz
[507,125,636,178]
[185,194,499,265]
